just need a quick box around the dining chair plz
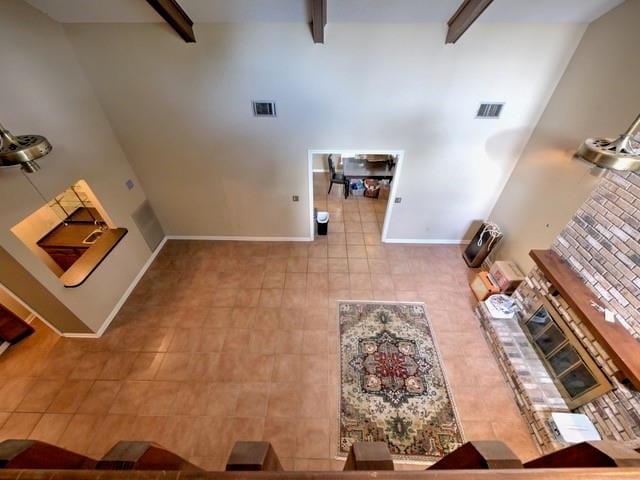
[327,154,349,198]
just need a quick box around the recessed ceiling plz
[24,0,624,24]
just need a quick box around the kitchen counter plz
[38,223,105,248]
[36,216,128,287]
[59,228,128,288]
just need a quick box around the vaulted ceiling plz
[24,0,624,24]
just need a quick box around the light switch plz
[292,195,299,202]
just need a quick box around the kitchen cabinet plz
[32,207,128,287]
[36,208,100,272]
[0,304,34,344]
[41,246,88,271]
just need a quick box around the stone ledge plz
[476,303,568,453]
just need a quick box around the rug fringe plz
[333,455,434,466]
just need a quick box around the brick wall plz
[552,170,640,338]
[512,169,640,442]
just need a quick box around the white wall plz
[489,0,640,272]
[64,21,586,241]
[0,0,154,333]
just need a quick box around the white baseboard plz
[0,341,9,356]
[24,313,37,324]
[165,235,313,242]
[57,234,467,339]
[62,237,168,339]
[61,234,316,339]
[383,238,471,245]
[312,168,328,173]
[58,332,98,338]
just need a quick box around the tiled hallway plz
[0,173,538,470]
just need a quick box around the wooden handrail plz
[226,442,282,472]
[0,440,96,470]
[2,469,640,479]
[344,442,394,471]
[524,441,640,469]
[428,441,522,470]
[3,438,640,479]
[96,441,201,471]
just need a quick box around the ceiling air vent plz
[252,101,277,117]
[476,103,504,119]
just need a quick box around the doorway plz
[307,149,404,241]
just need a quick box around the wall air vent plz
[476,103,504,119]
[252,101,277,117]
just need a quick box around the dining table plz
[342,157,395,198]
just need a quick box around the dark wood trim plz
[96,441,202,471]
[0,305,34,344]
[530,249,640,390]
[61,228,128,288]
[0,440,97,469]
[429,441,522,470]
[310,0,327,44]
[446,0,494,44]
[344,442,394,471]
[524,441,640,468]
[225,442,282,471]
[2,468,640,479]
[146,0,196,43]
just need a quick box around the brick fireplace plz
[478,169,640,453]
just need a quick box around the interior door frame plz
[307,149,405,242]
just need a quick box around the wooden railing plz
[1,438,640,478]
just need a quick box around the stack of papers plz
[484,294,516,319]
[550,412,601,443]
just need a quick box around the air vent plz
[132,200,164,252]
[252,101,277,117]
[476,103,504,119]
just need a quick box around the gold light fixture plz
[574,114,640,172]
[0,122,52,173]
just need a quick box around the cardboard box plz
[470,271,500,301]
[489,260,525,293]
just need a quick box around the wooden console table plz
[530,249,640,390]
[0,305,34,344]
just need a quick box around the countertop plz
[35,208,128,287]
[37,207,107,249]
[37,223,103,249]
[60,228,128,288]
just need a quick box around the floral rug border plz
[335,300,465,464]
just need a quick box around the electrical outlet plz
[292,195,299,202]
[125,179,135,190]
[394,197,402,204]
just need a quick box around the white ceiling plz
[24,0,624,24]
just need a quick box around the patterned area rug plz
[339,301,464,462]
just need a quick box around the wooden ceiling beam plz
[146,0,195,43]
[310,0,327,44]
[446,0,493,44]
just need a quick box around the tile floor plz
[0,173,538,470]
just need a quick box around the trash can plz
[316,211,329,235]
